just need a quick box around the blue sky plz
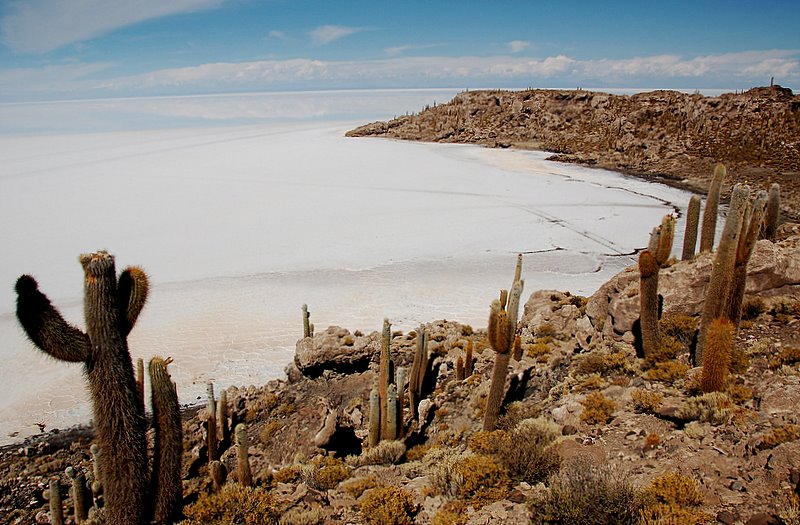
[0,0,798,101]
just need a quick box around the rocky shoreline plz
[347,85,800,221]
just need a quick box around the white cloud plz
[384,43,440,56]
[1,0,224,54]
[507,40,531,54]
[309,25,362,45]
[267,30,287,40]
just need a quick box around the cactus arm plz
[654,215,675,266]
[15,275,91,363]
[116,266,149,337]
[148,356,183,524]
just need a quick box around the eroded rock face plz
[294,326,376,377]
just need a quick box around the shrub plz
[529,456,643,525]
[279,506,325,525]
[503,418,561,483]
[631,389,663,414]
[741,298,767,320]
[578,374,608,391]
[454,454,511,507]
[576,350,630,376]
[302,455,349,490]
[645,338,684,366]
[580,393,617,425]
[341,476,381,498]
[659,315,698,346]
[183,486,279,525]
[676,392,733,426]
[639,503,711,525]
[273,465,302,484]
[644,472,704,507]
[467,429,510,456]
[359,486,416,525]
[757,424,800,451]
[645,361,689,384]
[770,347,800,369]
[729,346,750,374]
[426,448,472,499]
[497,401,542,430]
[348,440,406,467]
[727,384,753,405]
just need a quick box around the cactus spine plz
[682,195,702,260]
[700,318,733,392]
[207,382,218,462]
[14,252,182,525]
[727,190,768,328]
[700,163,726,252]
[368,386,381,447]
[484,258,524,431]
[762,182,781,240]
[697,184,750,365]
[149,356,183,524]
[49,478,64,525]
[235,423,253,487]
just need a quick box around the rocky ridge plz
[347,86,800,220]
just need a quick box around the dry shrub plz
[360,486,416,525]
[639,503,711,525]
[349,440,406,467]
[454,454,511,507]
[729,345,750,374]
[631,389,663,414]
[770,297,800,322]
[183,485,279,525]
[646,338,684,366]
[659,315,698,346]
[727,384,753,405]
[405,443,432,462]
[576,350,631,376]
[341,476,381,499]
[676,392,733,426]
[770,347,800,369]
[431,501,468,525]
[279,506,325,525]
[272,465,302,484]
[502,418,561,483]
[467,430,509,456]
[580,392,617,425]
[578,374,608,391]
[260,420,283,444]
[526,341,552,359]
[529,456,642,525]
[741,297,767,320]
[426,448,472,498]
[639,472,709,524]
[301,455,349,490]
[644,433,661,449]
[497,400,542,430]
[757,424,800,451]
[645,361,689,384]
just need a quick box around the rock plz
[746,513,779,525]
[294,326,376,377]
[717,510,738,525]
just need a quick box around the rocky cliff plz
[348,86,800,219]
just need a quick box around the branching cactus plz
[762,182,781,241]
[484,261,524,431]
[682,195,702,260]
[727,190,768,329]
[638,215,674,359]
[15,252,182,525]
[700,318,733,392]
[235,423,253,487]
[697,184,750,365]
[700,163,726,252]
[149,356,183,524]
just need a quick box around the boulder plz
[294,326,376,377]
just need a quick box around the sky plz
[0,0,798,102]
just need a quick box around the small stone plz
[561,424,578,436]
[746,512,779,525]
[717,510,737,525]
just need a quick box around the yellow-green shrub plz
[631,389,663,414]
[580,392,617,425]
[183,486,279,525]
[359,486,416,525]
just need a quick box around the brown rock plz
[294,326,375,377]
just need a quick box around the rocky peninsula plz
[348,85,800,220]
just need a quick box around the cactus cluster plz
[369,319,407,446]
[15,251,182,525]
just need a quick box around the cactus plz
[682,195,702,260]
[48,478,64,525]
[512,335,523,362]
[379,318,393,440]
[136,357,145,412]
[368,386,381,447]
[456,356,465,380]
[235,423,253,487]
[395,367,406,435]
[762,182,781,240]
[386,383,399,440]
[149,357,183,524]
[302,304,312,338]
[209,460,226,492]
[14,252,182,525]
[89,444,102,504]
[700,163,726,252]
[700,318,733,392]
[653,215,675,266]
[65,467,89,523]
[484,258,524,431]
[697,184,750,365]
[638,250,660,359]
[207,382,218,462]
[217,389,230,448]
[465,340,474,377]
[727,190,768,329]
[408,325,428,420]
[16,253,149,525]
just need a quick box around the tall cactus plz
[386,383,399,440]
[149,357,183,524]
[700,163,726,252]
[48,478,64,525]
[65,467,88,523]
[762,182,781,241]
[727,190,768,328]
[408,325,428,420]
[235,423,253,487]
[638,215,675,359]
[379,318,393,440]
[484,258,524,431]
[395,367,406,436]
[14,252,182,525]
[700,318,733,393]
[682,195,702,260]
[302,304,312,338]
[368,386,381,447]
[464,340,474,377]
[217,389,230,448]
[697,184,750,365]
[207,382,218,462]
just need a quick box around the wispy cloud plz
[507,40,531,54]
[309,25,363,45]
[384,43,440,56]
[2,50,798,100]
[1,0,225,54]
[267,30,287,40]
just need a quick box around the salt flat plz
[0,91,692,444]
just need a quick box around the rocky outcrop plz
[348,86,800,219]
[294,326,376,377]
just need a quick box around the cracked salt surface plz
[0,92,694,444]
